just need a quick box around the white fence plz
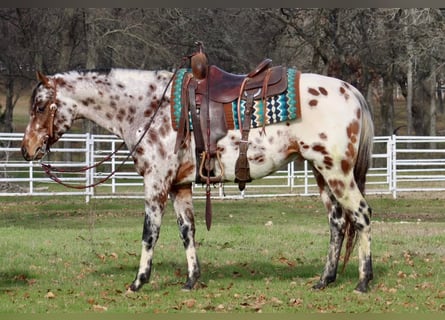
[1,133,444,201]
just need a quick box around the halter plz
[43,79,59,146]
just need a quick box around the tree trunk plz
[57,8,76,71]
[429,65,437,136]
[0,76,15,133]
[380,75,394,136]
[406,54,414,135]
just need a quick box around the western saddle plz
[174,42,288,229]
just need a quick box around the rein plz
[41,59,188,189]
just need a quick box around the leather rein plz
[40,61,187,189]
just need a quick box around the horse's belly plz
[217,123,298,182]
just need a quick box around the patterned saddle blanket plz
[171,68,301,131]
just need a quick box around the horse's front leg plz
[170,184,201,290]
[128,185,168,293]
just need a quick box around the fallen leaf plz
[183,299,196,308]
[45,291,56,299]
[92,304,108,312]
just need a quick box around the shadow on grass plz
[0,270,37,291]
[99,258,388,292]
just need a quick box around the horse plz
[21,66,374,293]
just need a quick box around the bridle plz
[39,61,187,189]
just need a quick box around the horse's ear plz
[36,71,50,87]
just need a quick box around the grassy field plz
[0,195,444,313]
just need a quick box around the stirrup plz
[199,150,224,183]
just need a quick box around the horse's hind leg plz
[312,169,346,290]
[170,184,201,290]
[315,171,373,292]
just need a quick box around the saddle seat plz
[196,61,287,104]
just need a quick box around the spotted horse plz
[21,58,374,293]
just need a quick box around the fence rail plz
[1,133,444,201]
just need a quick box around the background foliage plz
[0,8,445,136]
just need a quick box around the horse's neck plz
[57,69,172,139]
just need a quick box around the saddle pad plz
[170,68,301,131]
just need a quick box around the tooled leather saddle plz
[172,42,289,230]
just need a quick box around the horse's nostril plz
[21,146,30,161]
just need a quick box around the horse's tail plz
[343,88,374,271]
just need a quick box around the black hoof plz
[312,282,327,290]
[354,281,370,293]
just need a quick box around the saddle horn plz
[191,41,208,80]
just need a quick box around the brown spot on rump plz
[129,106,136,114]
[347,142,356,159]
[312,143,328,155]
[324,156,333,169]
[319,132,328,140]
[339,85,350,100]
[318,87,328,95]
[149,84,157,92]
[309,99,318,107]
[346,120,360,138]
[106,112,113,120]
[356,108,361,119]
[342,81,350,89]
[341,159,351,174]
[308,88,320,96]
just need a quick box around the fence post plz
[389,134,397,199]
[288,161,294,191]
[303,160,309,196]
[29,161,34,195]
[85,133,92,203]
[111,138,116,194]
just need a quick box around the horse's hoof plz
[182,282,194,291]
[354,281,369,293]
[312,282,327,290]
[125,288,136,295]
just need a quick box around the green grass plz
[0,196,445,313]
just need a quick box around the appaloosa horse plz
[21,67,374,293]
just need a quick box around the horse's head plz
[21,71,74,161]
